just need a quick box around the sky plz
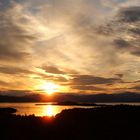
[0,0,140,96]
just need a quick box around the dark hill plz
[0,92,140,102]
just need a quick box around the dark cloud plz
[95,24,113,36]
[0,0,11,10]
[0,46,30,61]
[129,86,140,90]
[0,90,33,96]
[41,65,65,74]
[0,80,9,86]
[41,65,78,75]
[114,39,130,49]
[118,6,140,22]
[35,73,68,83]
[97,6,140,34]
[0,66,33,75]
[129,28,140,35]
[70,75,121,85]
[96,6,140,58]
[71,85,104,91]
[131,51,140,56]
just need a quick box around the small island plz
[0,107,17,115]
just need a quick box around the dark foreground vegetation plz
[0,105,140,140]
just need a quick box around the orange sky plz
[0,0,140,95]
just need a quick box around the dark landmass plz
[0,107,17,115]
[0,92,140,103]
[0,105,140,140]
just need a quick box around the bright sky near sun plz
[0,0,140,95]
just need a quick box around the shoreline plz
[0,105,140,140]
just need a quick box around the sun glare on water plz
[46,105,54,116]
[42,105,60,117]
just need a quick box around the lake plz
[0,102,140,116]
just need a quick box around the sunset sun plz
[40,82,60,95]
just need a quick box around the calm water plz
[0,102,140,116]
[0,102,94,116]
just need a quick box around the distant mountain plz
[54,92,140,103]
[0,92,140,103]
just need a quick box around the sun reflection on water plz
[42,105,59,117]
[46,105,54,117]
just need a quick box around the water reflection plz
[0,103,104,116]
[0,103,95,116]
[45,105,54,117]
[42,105,62,117]
[0,102,140,116]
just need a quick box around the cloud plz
[129,28,140,35]
[71,85,104,91]
[70,75,121,85]
[88,6,140,82]
[52,76,68,83]
[114,39,130,49]
[0,2,35,62]
[0,66,33,75]
[41,65,65,74]
[115,74,124,78]
[35,72,68,84]
[0,89,33,96]
[117,6,140,22]
[100,6,140,54]
[0,80,9,86]
[129,85,140,91]
[112,7,140,57]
